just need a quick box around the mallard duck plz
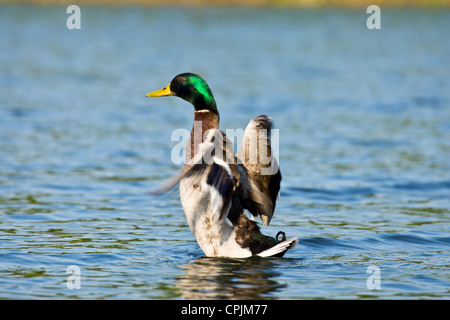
[147,73,297,258]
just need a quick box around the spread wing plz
[234,115,281,227]
[153,116,281,228]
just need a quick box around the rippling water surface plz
[0,5,449,299]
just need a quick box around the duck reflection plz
[175,257,285,299]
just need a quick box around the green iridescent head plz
[146,73,218,116]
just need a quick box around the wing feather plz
[234,115,281,227]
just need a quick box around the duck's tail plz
[257,237,298,258]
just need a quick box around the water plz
[1,5,449,299]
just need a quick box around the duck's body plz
[147,73,297,258]
[180,109,250,257]
[180,172,253,258]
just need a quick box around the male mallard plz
[147,73,297,258]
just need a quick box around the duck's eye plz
[177,77,185,84]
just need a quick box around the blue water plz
[0,5,449,299]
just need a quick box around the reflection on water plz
[176,258,284,299]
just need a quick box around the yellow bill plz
[146,84,173,97]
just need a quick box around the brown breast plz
[185,110,220,166]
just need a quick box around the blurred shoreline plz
[2,0,449,8]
